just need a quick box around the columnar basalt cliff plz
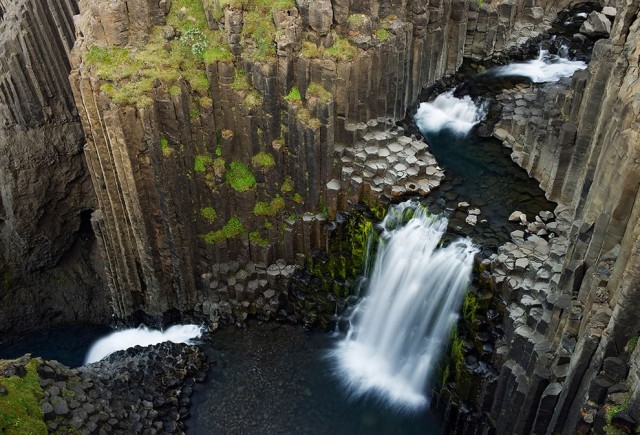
[69,0,574,325]
[5,0,640,433]
[0,0,108,342]
[474,2,640,433]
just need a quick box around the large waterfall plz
[333,202,478,411]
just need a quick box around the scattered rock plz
[509,211,524,222]
[580,12,611,37]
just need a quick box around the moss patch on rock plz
[0,358,46,435]
[226,161,256,192]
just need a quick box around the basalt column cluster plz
[0,0,108,342]
[463,2,640,433]
[69,0,573,326]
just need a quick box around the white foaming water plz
[333,202,478,411]
[84,324,203,364]
[414,90,486,135]
[492,49,587,83]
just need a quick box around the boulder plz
[580,12,611,37]
[509,211,525,222]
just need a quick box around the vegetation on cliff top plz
[84,0,215,107]
[0,359,46,434]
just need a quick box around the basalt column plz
[0,0,108,342]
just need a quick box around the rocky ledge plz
[1,343,208,434]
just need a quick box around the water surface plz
[188,322,442,435]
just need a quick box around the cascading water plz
[84,324,203,364]
[333,202,478,411]
[414,90,487,135]
[491,49,587,82]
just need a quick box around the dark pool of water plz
[419,129,555,254]
[187,322,442,435]
[0,324,111,367]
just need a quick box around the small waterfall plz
[492,49,587,83]
[414,90,487,136]
[333,202,478,411]
[84,324,203,364]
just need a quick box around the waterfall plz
[492,49,587,83]
[414,90,487,136]
[333,201,478,411]
[84,324,203,364]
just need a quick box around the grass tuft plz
[0,358,46,434]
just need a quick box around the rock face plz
[5,0,640,433]
[0,0,109,342]
[68,0,573,325]
[479,3,640,433]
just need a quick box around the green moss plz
[169,85,182,96]
[194,155,213,173]
[625,336,638,353]
[285,86,301,103]
[325,34,358,61]
[190,108,201,119]
[200,206,217,223]
[296,107,321,129]
[604,399,631,434]
[222,217,245,238]
[201,230,226,244]
[200,216,245,244]
[242,11,276,61]
[160,137,173,157]
[306,82,332,104]
[253,196,285,217]
[167,0,208,32]
[450,330,464,384]
[189,70,210,93]
[199,97,213,109]
[300,41,320,59]
[293,193,303,203]
[251,152,275,169]
[463,292,479,324]
[232,69,251,91]
[226,161,256,192]
[0,359,47,434]
[280,176,294,193]
[375,28,390,41]
[249,230,270,247]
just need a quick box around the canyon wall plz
[69,0,573,325]
[0,0,109,342]
[5,0,640,432]
[480,2,640,433]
